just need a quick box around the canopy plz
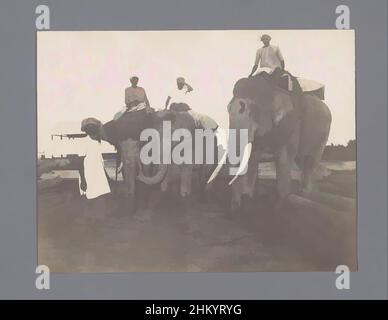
[297,78,325,100]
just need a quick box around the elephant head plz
[229,76,275,143]
[209,75,332,211]
[209,76,277,183]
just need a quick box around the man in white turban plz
[79,118,111,201]
[165,77,194,111]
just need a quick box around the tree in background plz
[322,139,356,161]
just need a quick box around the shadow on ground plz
[38,170,356,272]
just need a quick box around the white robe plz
[79,136,111,199]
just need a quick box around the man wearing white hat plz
[249,34,285,77]
[78,118,111,199]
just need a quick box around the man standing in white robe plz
[78,135,111,200]
[77,119,111,223]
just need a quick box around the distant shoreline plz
[37,139,357,163]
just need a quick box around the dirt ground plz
[38,170,357,272]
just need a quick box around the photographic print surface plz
[37,30,356,272]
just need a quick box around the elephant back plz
[172,111,196,133]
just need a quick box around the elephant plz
[208,75,332,211]
[81,108,218,213]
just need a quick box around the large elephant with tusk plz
[208,75,332,211]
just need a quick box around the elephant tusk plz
[117,162,123,174]
[207,149,228,184]
[228,142,252,185]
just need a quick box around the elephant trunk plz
[206,149,228,184]
[137,163,168,185]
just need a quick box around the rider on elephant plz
[125,76,150,110]
[248,34,305,146]
[114,76,151,121]
[165,77,194,112]
[249,34,302,92]
[110,76,152,171]
[163,77,217,132]
[249,34,285,77]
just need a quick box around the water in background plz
[41,160,356,182]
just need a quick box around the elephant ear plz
[260,92,300,147]
[156,110,176,122]
[249,101,273,137]
[101,120,118,145]
[81,117,102,135]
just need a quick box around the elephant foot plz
[230,196,241,214]
[301,174,315,194]
[199,183,217,204]
[180,190,190,198]
[241,194,253,213]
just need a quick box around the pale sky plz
[37,30,355,156]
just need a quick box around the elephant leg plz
[300,134,326,193]
[275,146,292,199]
[230,172,254,213]
[120,140,139,214]
[122,159,136,194]
[122,159,137,213]
[136,163,154,210]
[274,122,299,199]
[180,164,193,197]
[147,187,163,210]
[243,148,261,197]
[160,166,170,193]
[230,147,261,212]
[302,155,315,192]
[197,164,211,201]
[231,175,245,211]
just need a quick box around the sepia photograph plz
[37,30,356,272]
